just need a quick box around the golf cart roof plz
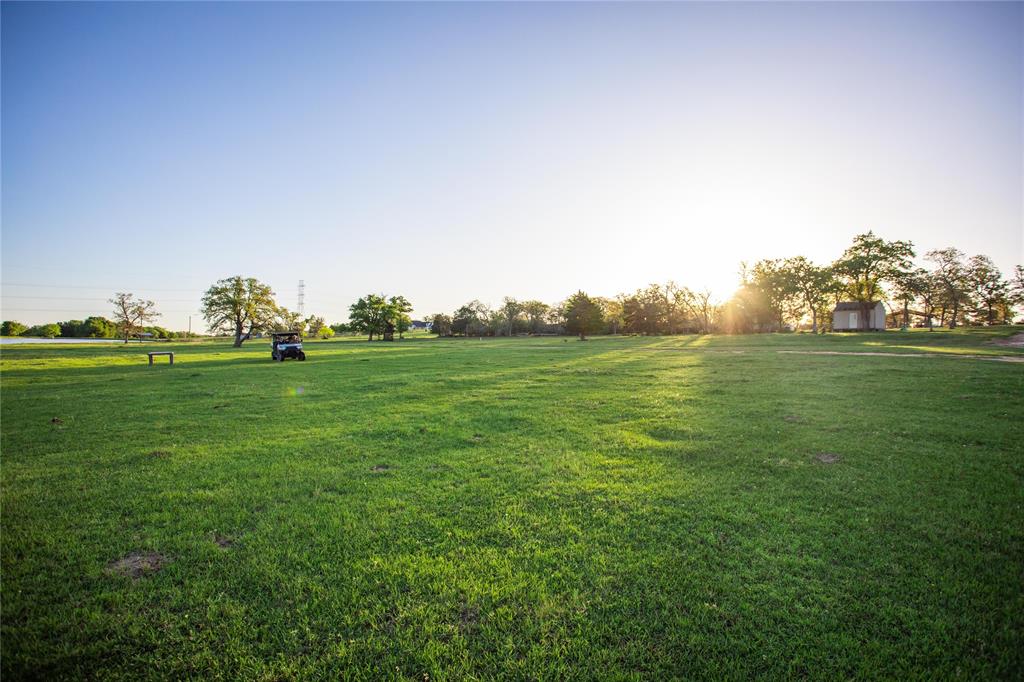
[271,331,301,337]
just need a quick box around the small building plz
[833,301,886,331]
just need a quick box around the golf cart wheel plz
[298,352,306,361]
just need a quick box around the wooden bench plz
[148,351,174,366]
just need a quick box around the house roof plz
[834,301,883,311]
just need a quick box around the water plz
[0,337,130,345]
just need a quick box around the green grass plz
[2,328,1022,679]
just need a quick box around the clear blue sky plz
[2,1,1021,329]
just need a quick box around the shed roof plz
[833,301,883,311]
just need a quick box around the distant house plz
[410,320,430,330]
[832,301,886,331]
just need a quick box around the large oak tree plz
[349,294,390,341]
[201,276,278,347]
[833,231,915,330]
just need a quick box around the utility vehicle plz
[270,331,305,361]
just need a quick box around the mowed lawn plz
[2,330,1022,679]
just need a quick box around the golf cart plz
[270,331,306,362]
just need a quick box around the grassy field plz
[2,329,1022,679]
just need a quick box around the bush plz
[26,323,61,338]
[2,321,27,336]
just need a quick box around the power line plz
[1,282,206,292]
[1,308,202,314]
[1,295,200,302]
[2,282,299,295]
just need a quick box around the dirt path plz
[776,350,1024,363]
[630,346,1023,362]
[990,332,1024,348]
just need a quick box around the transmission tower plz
[297,280,305,316]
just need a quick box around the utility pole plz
[188,315,191,336]
[298,280,305,317]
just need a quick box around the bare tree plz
[109,293,160,344]
[680,287,717,334]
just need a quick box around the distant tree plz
[1012,265,1024,304]
[277,308,307,336]
[110,292,160,344]
[780,257,837,333]
[84,316,117,338]
[2,320,27,336]
[305,315,326,338]
[26,323,61,338]
[330,322,350,335]
[202,276,278,347]
[662,282,690,334]
[318,326,335,339]
[926,248,970,328]
[548,301,567,328]
[452,300,489,337]
[679,287,717,335]
[833,231,915,330]
[967,255,1008,324]
[890,267,930,330]
[594,297,624,334]
[499,297,523,337]
[389,296,413,339]
[58,319,85,338]
[430,313,452,336]
[480,308,502,336]
[916,272,945,331]
[749,260,791,330]
[719,265,780,334]
[521,300,550,334]
[1007,265,1024,321]
[563,290,604,340]
[349,294,390,341]
[622,284,667,335]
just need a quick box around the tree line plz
[426,233,1023,337]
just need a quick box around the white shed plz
[832,301,886,331]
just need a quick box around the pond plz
[0,337,129,345]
